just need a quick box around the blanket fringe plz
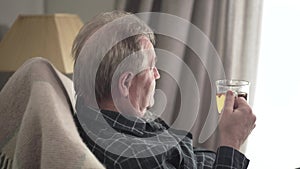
[0,152,12,169]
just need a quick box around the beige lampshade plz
[0,14,83,73]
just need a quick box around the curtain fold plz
[115,0,262,152]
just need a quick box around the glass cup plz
[215,79,250,113]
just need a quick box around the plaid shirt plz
[74,100,249,169]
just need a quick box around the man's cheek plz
[149,96,154,107]
[150,82,156,106]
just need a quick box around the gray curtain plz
[115,0,263,151]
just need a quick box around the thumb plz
[223,90,235,113]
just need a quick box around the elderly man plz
[72,11,256,169]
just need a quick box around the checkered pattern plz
[74,99,249,169]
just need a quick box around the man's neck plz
[98,99,118,112]
[99,99,145,118]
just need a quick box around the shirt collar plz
[100,109,147,135]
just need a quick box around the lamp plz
[0,14,83,74]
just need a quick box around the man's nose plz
[153,67,160,79]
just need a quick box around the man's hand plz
[218,90,256,150]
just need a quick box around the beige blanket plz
[0,57,105,169]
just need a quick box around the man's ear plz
[118,72,133,97]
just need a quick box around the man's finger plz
[236,96,248,108]
[223,90,235,113]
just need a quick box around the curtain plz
[115,0,263,151]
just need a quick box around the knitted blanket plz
[0,57,105,169]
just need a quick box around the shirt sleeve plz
[214,146,249,169]
[194,146,249,169]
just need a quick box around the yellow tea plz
[216,93,226,113]
[216,92,248,113]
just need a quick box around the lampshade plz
[0,14,83,73]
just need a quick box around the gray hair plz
[72,11,155,106]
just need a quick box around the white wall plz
[246,0,300,168]
[44,0,115,23]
